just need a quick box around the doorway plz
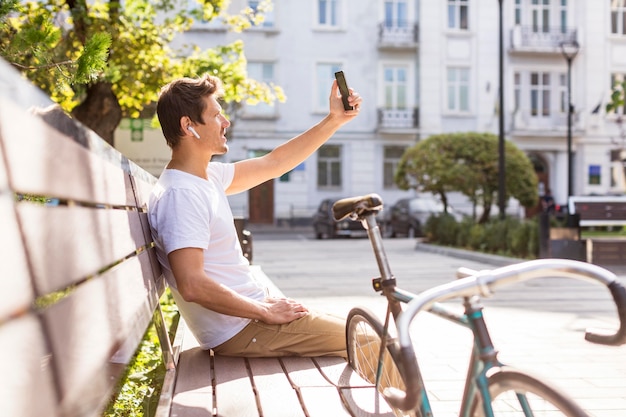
[248,179,274,224]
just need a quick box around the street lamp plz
[497,0,505,220]
[560,39,579,201]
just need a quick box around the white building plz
[116,0,626,224]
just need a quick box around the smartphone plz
[334,71,354,111]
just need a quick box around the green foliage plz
[606,78,625,114]
[105,290,179,417]
[424,213,459,246]
[426,214,540,259]
[1,0,284,130]
[395,132,538,224]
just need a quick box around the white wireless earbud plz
[188,126,200,139]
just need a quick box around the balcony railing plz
[511,108,582,133]
[378,108,419,130]
[511,26,577,51]
[378,22,419,48]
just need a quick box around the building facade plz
[115,0,626,224]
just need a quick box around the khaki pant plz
[212,310,347,358]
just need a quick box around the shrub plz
[427,214,540,259]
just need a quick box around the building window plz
[514,0,522,25]
[318,0,339,27]
[559,0,568,33]
[384,66,408,109]
[447,0,468,30]
[530,72,550,117]
[558,73,568,114]
[531,0,550,33]
[383,146,406,189]
[248,0,274,27]
[317,145,342,188]
[514,72,521,111]
[447,67,470,112]
[316,63,342,110]
[612,0,626,35]
[384,0,408,28]
[246,62,277,117]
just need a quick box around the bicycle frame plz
[381,275,506,417]
[363,211,504,416]
[355,208,626,417]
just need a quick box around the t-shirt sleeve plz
[155,188,210,255]
[208,162,235,190]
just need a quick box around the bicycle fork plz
[460,296,502,417]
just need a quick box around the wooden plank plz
[339,387,395,417]
[0,101,134,206]
[0,194,33,321]
[0,315,59,417]
[213,356,259,416]
[591,240,626,265]
[247,358,305,417]
[17,204,147,293]
[42,253,159,417]
[314,356,374,388]
[170,347,214,417]
[314,357,395,416]
[298,387,352,417]
[280,357,334,387]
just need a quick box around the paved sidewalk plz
[252,233,626,417]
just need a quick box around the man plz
[148,74,362,357]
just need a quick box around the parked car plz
[387,196,459,238]
[312,198,369,239]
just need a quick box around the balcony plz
[378,22,419,50]
[510,26,577,54]
[378,108,419,133]
[511,108,582,136]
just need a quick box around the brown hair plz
[156,74,224,148]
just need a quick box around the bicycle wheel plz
[470,367,590,417]
[346,307,422,417]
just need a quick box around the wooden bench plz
[567,196,626,265]
[1,75,392,417]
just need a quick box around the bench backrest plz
[0,98,167,417]
[569,196,626,227]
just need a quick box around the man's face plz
[194,95,231,155]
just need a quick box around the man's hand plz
[261,297,309,324]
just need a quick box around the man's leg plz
[213,310,347,358]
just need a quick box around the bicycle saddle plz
[332,193,383,221]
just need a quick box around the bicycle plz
[332,194,626,417]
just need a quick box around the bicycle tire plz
[346,307,422,417]
[469,367,590,417]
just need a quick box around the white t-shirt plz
[148,162,266,349]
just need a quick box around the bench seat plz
[160,266,394,417]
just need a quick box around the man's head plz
[157,74,224,148]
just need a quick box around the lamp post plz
[497,0,505,220]
[560,40,579,201]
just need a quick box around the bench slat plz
[213,356,259,416]
[170,347,214,417]
[338,387,395,417]
[42,251,159,417]
[18,204,147,294]
[0,101,135,207]
[248,358,306,416]
[0,194,33,320]
[0,315,59,417]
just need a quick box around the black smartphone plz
[334,71,354,111]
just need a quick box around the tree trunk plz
[71,81,122,146]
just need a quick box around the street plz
[252,230,626,417]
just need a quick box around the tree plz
[607,77,626,148]
[395,132,538,223]
[0,0,284,145]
